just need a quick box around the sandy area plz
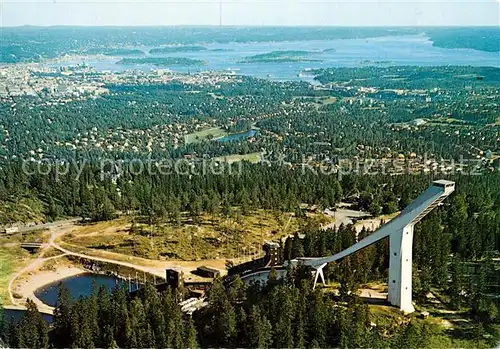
[8,256,233,314]
[12,266,86,314]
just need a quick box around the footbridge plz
[20,242,46,252]
[300,180,455,313]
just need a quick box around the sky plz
[0,0,498,27]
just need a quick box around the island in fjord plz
[116,57,206,66]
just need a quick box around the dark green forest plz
[1,161,499,256]
[0,160,499,347]
[2,242,498,348]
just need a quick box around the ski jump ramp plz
[301,180,455,313]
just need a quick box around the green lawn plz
[184,127,228,144]
[0,247,32,305]
[212,152,262,164]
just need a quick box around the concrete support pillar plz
[312,264,327,289]
[388,225,415,313]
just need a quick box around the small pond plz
[217,129,258,142]
[35,272,140,307]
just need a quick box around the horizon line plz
[2,24,499,28]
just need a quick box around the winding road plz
[7,220,74,314]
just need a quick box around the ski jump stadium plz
[232,180,455,313]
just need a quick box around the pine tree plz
[162,289,184,349]
[219,299,237,346]
[69,299,82,347]
[291,233,305,258]
[166,314,184,349]
[283,237,293,261]
[88,281,100,344]
[271,287,294,348]
[228,276,246,304]
[448,193,468,257]
[310,291,327,347]
[295,312,306,349]
[19,299,49,349]
[237,307,247,345]
[53,284,72,348]
[129,298,146,349]
[142,283,166,348]
[97,286,112,346]
[7,317,20,349]
[248,305,273,349]
[338,308,350,349]
[449,257,466,309]
[184,317,198,349]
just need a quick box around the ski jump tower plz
[302,180,455,313]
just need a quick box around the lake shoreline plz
[11,265,87,314]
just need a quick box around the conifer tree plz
[19,299,49,349]
[6,317,20,349]
[184,317,199,349]
[53,284,72,348]
[248,305,273,349]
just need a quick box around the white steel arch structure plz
[301,180,455,313]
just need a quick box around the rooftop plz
[433,179,455,187]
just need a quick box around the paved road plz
[11,218,80,234]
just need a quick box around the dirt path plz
[7,218,75,308]
[8,218,255,313]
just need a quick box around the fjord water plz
[50,34,500,81]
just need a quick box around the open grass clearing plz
[293,96,338,109]
[212,152,262,164]
[184,127,228,144]
[61,210,330,261]
[0,246,35,304]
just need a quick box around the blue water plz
[34,273,139,307]
[2,309,54,323]
[1,273,139,323]
[47,34,500,82]
[218,129,258,142]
